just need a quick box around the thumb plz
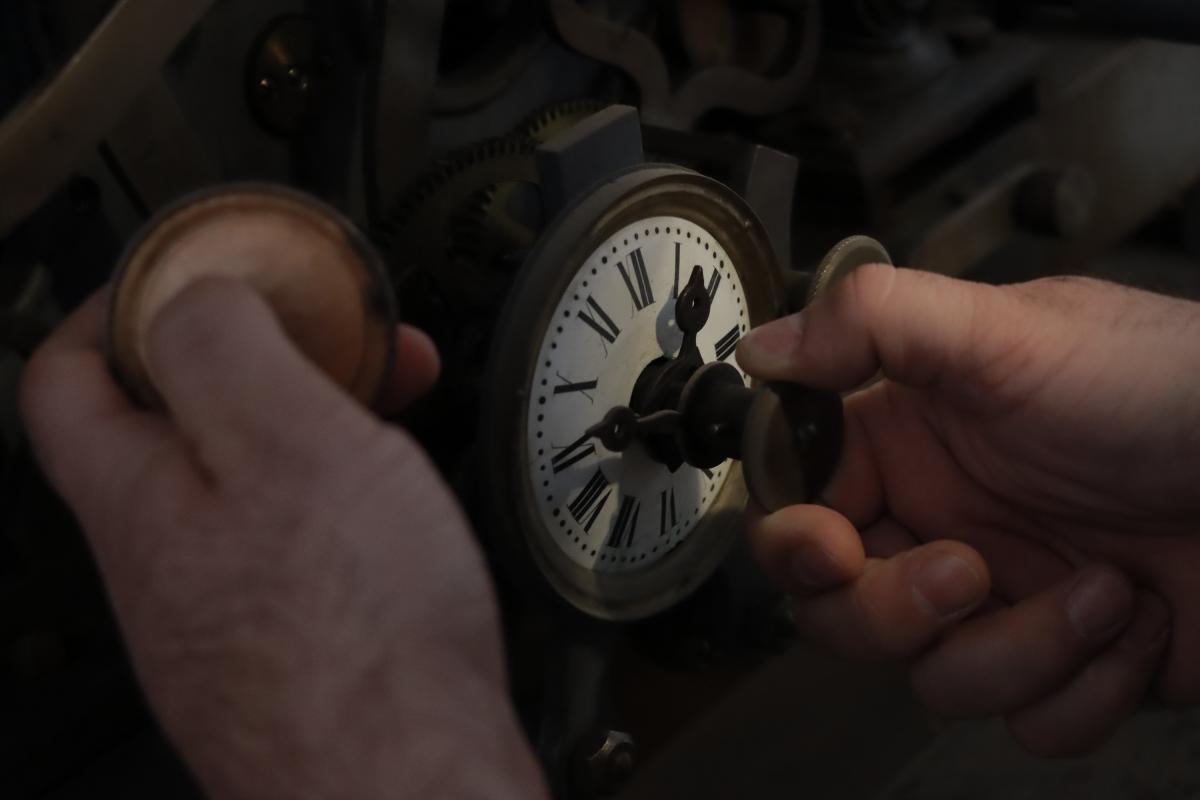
[145,276,380,478]
[736,264,1023,393]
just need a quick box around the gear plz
[380,135,538,307]
[517,97,608,144]
[380,136,538,472]
[382,103,610,473]
[449,99,610,278]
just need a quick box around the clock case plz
[480,106,795,622]
[472,106,806,796]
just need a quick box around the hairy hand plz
[20,279,546,800]
[738,266,1200,756]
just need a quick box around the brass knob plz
[107,184,396,409]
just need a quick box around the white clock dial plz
[526,215,750,574]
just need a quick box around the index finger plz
[736,264,1019,395]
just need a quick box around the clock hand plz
[674,264,710,361]
[585,366,843,514]
[585,406,682,453]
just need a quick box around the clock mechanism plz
[485,167,777,620]
[390,105,850,623]
[10,2,1200,797]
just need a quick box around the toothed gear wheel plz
[449,100,609,278]
[381,136,538,309]
[517,97,608,144]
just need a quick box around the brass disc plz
[107,184,395,410]
[806,234,893,306]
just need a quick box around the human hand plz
[736,265,1200,756]
[19,278,547,799]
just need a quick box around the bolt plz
[576,729,636,797]
[286,66,310,93]
[1016,166,1096,238]
[257,76,277,97]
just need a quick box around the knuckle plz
[829,581,914,660]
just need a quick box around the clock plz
[483,165,786,621]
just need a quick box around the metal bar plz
[0,0,217,237]
[364,0,445,225]
[104,75,220,214]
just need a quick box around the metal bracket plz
[731,145,799,274]
[536,105,645,221]
[0,0,217,236]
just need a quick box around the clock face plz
[525,215,750,574]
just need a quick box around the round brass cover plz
[107,184,395,409]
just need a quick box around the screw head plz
[577,729,636,797]
[246,15,330,136]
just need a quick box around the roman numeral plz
[715,325,740,362]
[552,433,596,473]
[578,296,620,344]
[659,487,677,536]
[568,469,611,532]
[673,242,681,298]
[554,376,598,396]
[617,248,655,311]
[706,269,722,301]
[607,494,640,548]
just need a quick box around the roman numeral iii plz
[715,325,741,362]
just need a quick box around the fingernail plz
[737,313,805,373]
[1066,569,1133,641]
[912,554,985,621]
[789,542,845,591]
[1118,594,1171,655]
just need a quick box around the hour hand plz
[586,406,681,453]
[675,264,710,359]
